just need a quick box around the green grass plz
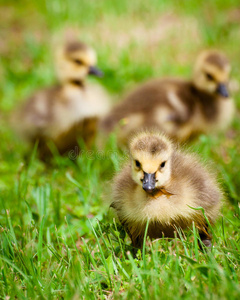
[0,0,240,299]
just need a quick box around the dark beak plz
[216,83,229,98]
[88,66,104,77]
[142,172,156,194]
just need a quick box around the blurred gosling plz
[101,50,234,145]
[13,40,110,160]
[111,130,222,249]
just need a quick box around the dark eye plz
[160,161,166,168]
[205,72,214,81]
[74,59,84,65]
[135,160,141,168]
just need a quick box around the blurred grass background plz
[0,0,240,299]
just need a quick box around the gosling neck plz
[67,79,85,89]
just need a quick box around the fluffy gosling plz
[101,50,234,144]
[13,40,110,159]
[111,131,222,249]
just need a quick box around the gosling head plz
[193,50,231,98]
[55,41,103,83]
[129,131,173,195]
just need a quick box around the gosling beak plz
[142,172,156,194]
[88,66,104,77]
[216,83,229,98]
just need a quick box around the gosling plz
[13,40,110,159]
[101,50,234,144]
[111,131,222,249]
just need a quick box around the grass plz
[0,0,240,299]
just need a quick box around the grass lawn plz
[0,0,240,299]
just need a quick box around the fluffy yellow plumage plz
[12,39,110,160]
[111,130,222,249]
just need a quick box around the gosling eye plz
[160,161,166,168]
[205,72,214,81]
[135,160,141,168]
[73,59,84,65]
